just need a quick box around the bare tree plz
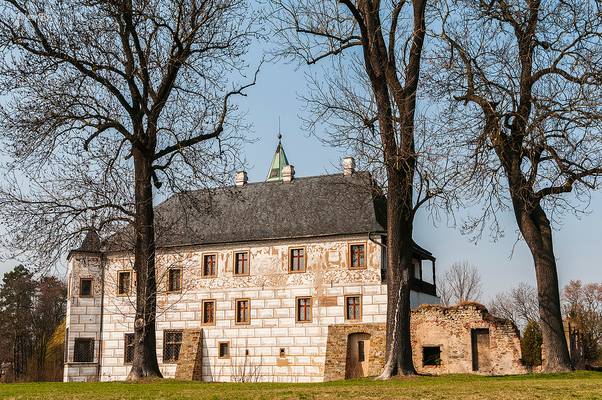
[438,261,482,306]
[488,282,539,331]
[0,0,258,379]
[429,0,602,371]
[269,0,457,378]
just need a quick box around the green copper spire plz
[266,133,290,182]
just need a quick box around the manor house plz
[63,140,525,382]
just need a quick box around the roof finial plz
[278,116,282,142]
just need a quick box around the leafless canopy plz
[428,0,602,371]
[488,282,539,331]
[269,0,457,213]
[428,0,602,239]
[0,0,257,269]
[438,261,482,306]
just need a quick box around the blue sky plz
[227,56,602,300]
[1,49,600,301]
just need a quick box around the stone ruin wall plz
[324,303,526,381]
[411,303,525,375]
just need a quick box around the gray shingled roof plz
[146,172,386,249]
[70,172,436,259]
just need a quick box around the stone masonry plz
[323,303,525,381]
[175,330,203,380]
[411,303,525,375]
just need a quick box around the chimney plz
[235,170,248,187]
[342,156,355,176]
[282,165,295,182]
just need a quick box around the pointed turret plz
[266,134,290,182]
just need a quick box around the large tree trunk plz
[128,150,163,380]
[514,203,572,371]
[378,170,416,379]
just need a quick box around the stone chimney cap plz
[342,156,355,176]
[235,170,248,187]
[282,165,295,182]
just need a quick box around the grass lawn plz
[1,371,601,400]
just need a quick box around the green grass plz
[1,371,601,400]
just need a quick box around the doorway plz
[471,328,491,372]
[345,333,371,379]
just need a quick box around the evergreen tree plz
[521,321,543,367]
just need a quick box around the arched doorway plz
[345,332,371,379]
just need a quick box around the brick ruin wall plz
[324,303,526,381]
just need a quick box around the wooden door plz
[345,333,371,379]
[471,328,492,372]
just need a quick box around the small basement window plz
[422,346,441,366]
[219,342,230,359]
[73,338,95,363]
[279,348,286,358]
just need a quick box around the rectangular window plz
[289,248,306,272]
[345,295,361,320]
[73,338,94,363]
[79,278,93,297]
[235,299,250,324]
[279,348,286,358]
[296,297,312,323]
[234,251,250,275]
[124,333,135,364]
[358,340,365,362]
[202,300,216,325]
[167,268,182,292]
[202,254,217,277]
[349,244,366,269]
[163,330,183,363]
[423,346,442,366]
[414,259,422,280]
[218,342,230,359]
[117,271,131,295]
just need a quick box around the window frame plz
[202,299,217,326]
[218,341,230,359]
[288,247,307,273]
[79,277,93,298]
[233,251,250,276]
[166,267,183,293]
[162,330,183,363]
[295,296,313,323]
[124,333,135,364]
[73,337,95,363]
[344,295,362,321]
[201,253,218,278]
[235,298,251,325]
[348,242,367,270]
[117,270,132,296]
